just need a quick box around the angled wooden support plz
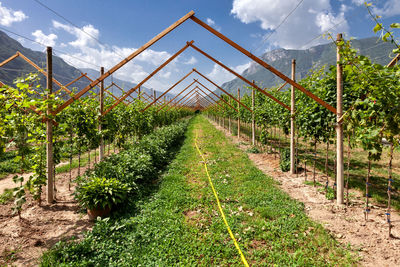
[188,42,290,111]
[18,52,74,95]
[0,52,75,96]
[194,86,225,110]
[141,69,194,112]
[194,79,239,112]
[276,81,289,92]
[112,82,136,101]
[103,41,194,116]
[105,89,128,106]
[181,93,209,110]
[189,89,221,111]
[177,89,201,108]
[387,53,400,67]
[192,68,252,112]
[190,15,336,114]
[54,11,195,115]
[157,80,196,112]
[168,87,199,111]
[0,52,19,67]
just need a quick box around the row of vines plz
[0,73,192,217]
[205,38,400,236]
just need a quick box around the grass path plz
[42,115,356,266]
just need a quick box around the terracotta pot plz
[87,205,111,221]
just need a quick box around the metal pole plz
[46,47,54,203]
[290,59,296,174]
[99,67,105,161]
[336,33,344,205]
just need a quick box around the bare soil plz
[0,165,93,266]
[211,119,400,267]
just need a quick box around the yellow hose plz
[194,131,249,267]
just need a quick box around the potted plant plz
[75,176,130,220]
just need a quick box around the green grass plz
[40,115,357,266]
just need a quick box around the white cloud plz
[351,0,364,6]
[233,61,251,74]
[231,0,349,49]
[0,2,27,26]
[184,56,198,65]
[207,64,235,85]
[32,30,57,47]
[206,17,221,31]
[372,0,400,17]
[207,61,251,85]
[53,20,99,49]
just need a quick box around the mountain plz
[80,68,176,100]
[221,37,397,95]
[0,30,174,101]
[0,30,89,94]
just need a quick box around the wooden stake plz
[237,88,240,140]
[99,67,105,161]
[290,59,296,174]
[46,46,54,204]
[252,81,256,146]
[336,33,344,205]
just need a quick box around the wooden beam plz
[190,15,336,114]
[194,79,239,113]
[276,81,289,92]
[188,42,290,111]
[387,53,400,67]
[142,69,194,112]
[192,68,252,112]
[103,41,193,116]
[167,87,198,111]
[54,11,195,115]
[0,53,19,68]
[18,52,73,95]
[157,80,196,112]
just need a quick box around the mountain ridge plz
[221,37,396,95]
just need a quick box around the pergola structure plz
[0,10,348,204]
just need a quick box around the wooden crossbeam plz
[141,69,194,112]
[157,80,196,112]
[103,41,193,116]
[194,79,239,113]
[167,87,198,111]
[188,42,290,111]
[190,15,336,114]
[192,69,252,112]
[53,11,195,115]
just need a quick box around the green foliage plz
[75,176,130,209]
[40,116,356,266]
[0,188,13,204]
[279,148,291,172]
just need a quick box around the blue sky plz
[0,0,399,94]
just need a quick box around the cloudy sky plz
[0,0,399,93]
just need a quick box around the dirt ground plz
[211,119,400,267]
[0,165,93,266]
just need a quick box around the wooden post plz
[237,88,240,140]
[153,89,156,103]
[99,67,105,161]
[138,86,141,100]
[290,59,296,174]
[251,81,256,146]
[336,34,344,205]
[46,47,54,204]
